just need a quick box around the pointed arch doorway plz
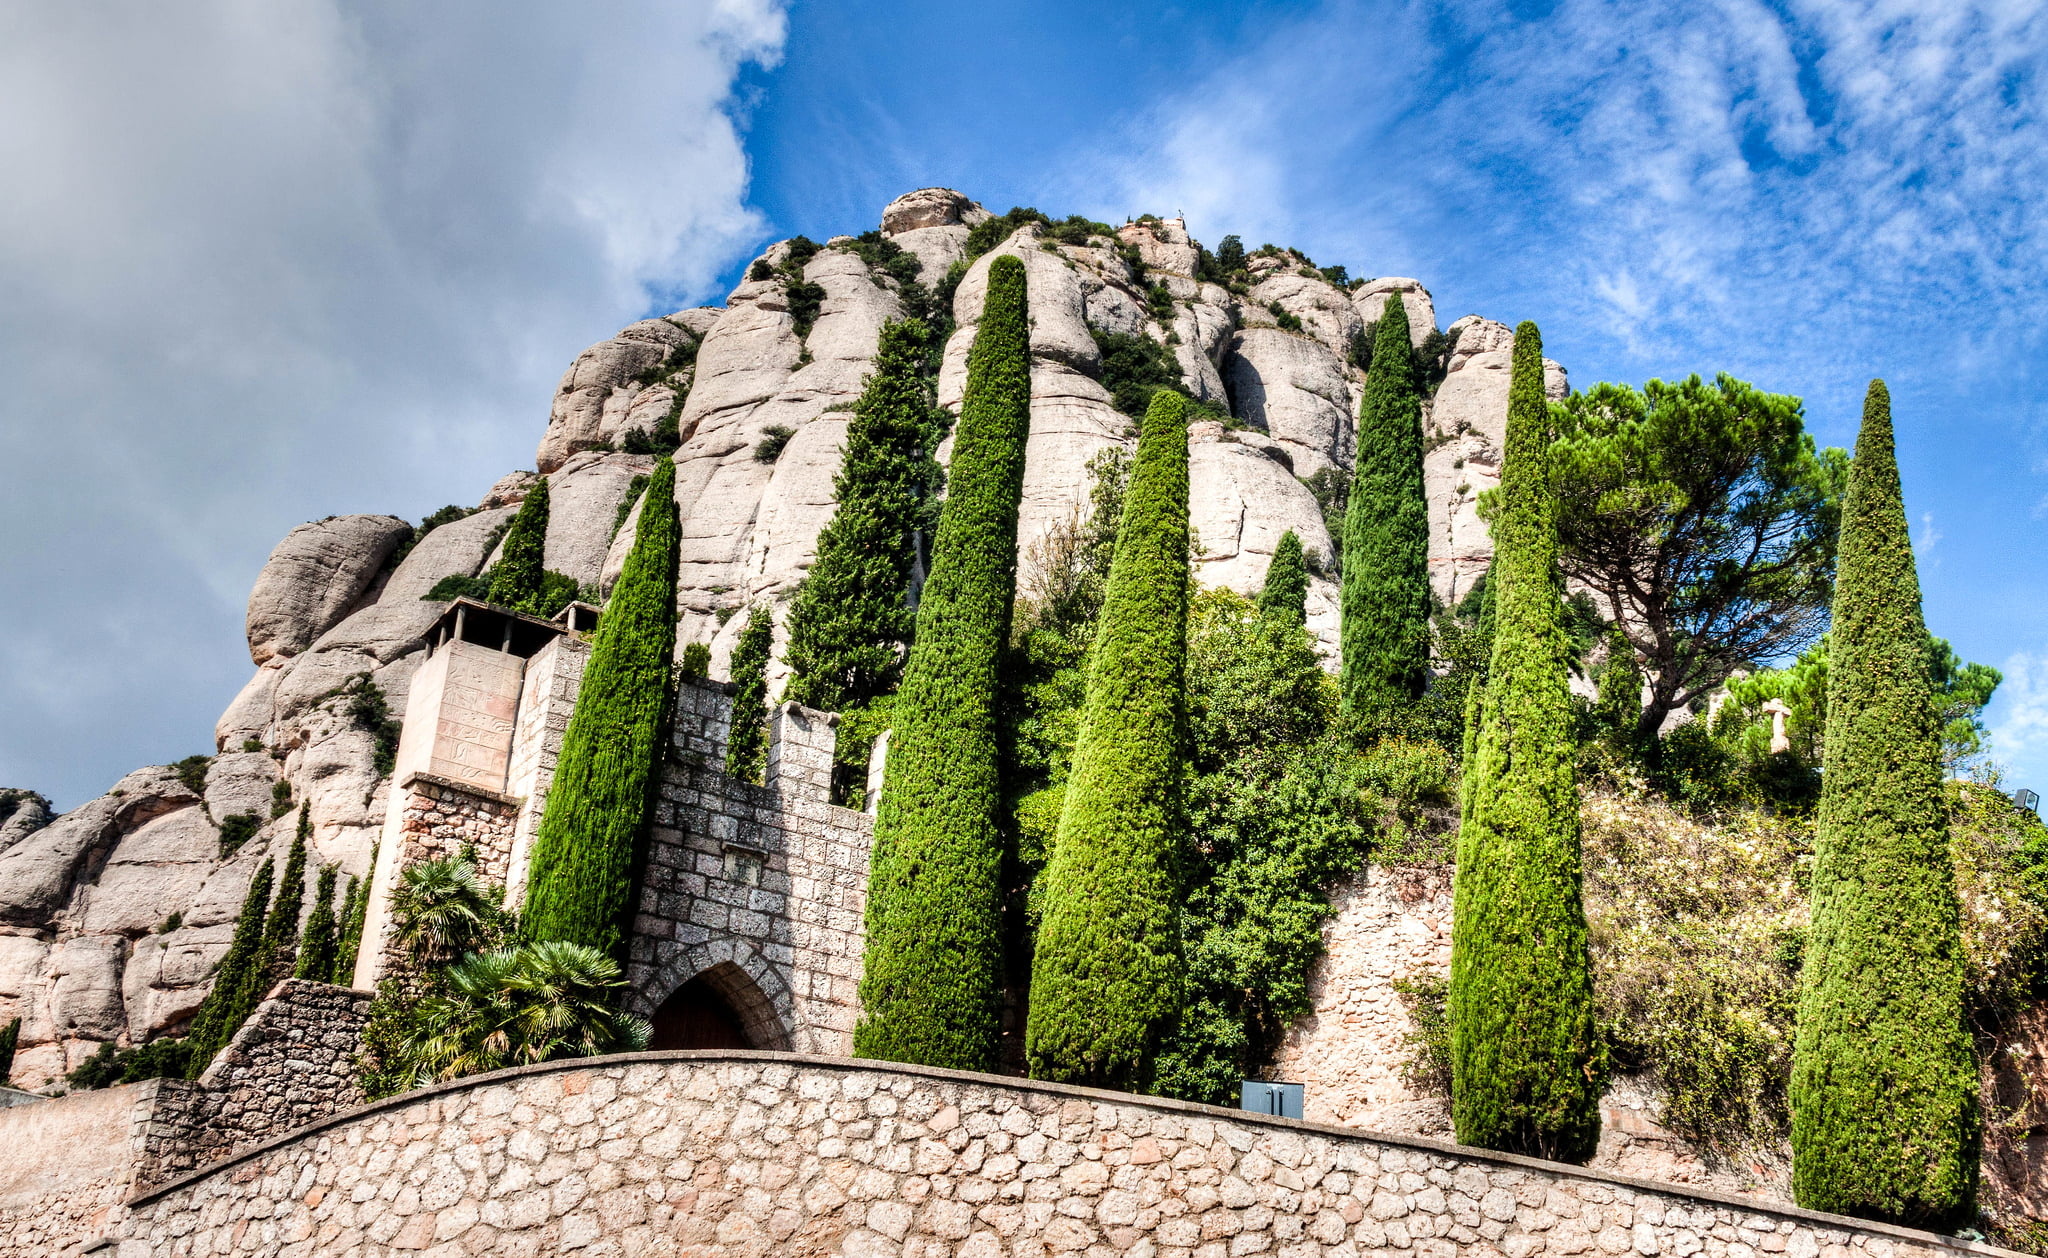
[646,960,790,1051]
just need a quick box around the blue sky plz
[5,0,2048,806]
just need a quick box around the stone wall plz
[501,632,589,909]
[116,1051,2026,1258]
[0,1076,170,1258]
[627,680,873,1054]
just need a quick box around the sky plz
[5,0,2048,807]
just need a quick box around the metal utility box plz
[2014,788,2040,815]
[1240,1080,1304,1119]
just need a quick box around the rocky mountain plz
[0,188,1560,1090]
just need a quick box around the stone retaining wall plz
[116,1051,2023,1258]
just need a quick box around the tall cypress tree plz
[294,865,340,982]
[335,871,367,984]
[784,318,946,712]
[1258,530,1309,627]
[855,253,1032,1071]
[259,806,312,977]
[487,475,550,611]
[1026,389,1191,1089]
[1340,293,1432,717]
[185,856,274,1077]
[724,608,774,785]
[520,456,680,960]
[1790,380,1977,1225]
[1448,321,1604,1163]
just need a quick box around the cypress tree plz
[1026,388,1192,1089]
[724,608,774,784]
[487,475,550,611]
[294,865,340,982]
[783,318,945,713]
[855,253,1032,1071]
[1448,321,1604,1162]
[1340,293,1432,717]
[185,857,274,1076]
[260,806,312,974]
[520,456,680,960]
[1790,380,1977,1225]
[1257,530,1309,627]
[0,1016,18,1084]
[334,872,367,983]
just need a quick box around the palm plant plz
[387,855,506,967]
[390,940,650,1088]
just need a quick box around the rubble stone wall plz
[627,680,873,1054]
[117,1052,2024,1258]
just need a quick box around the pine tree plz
[783,318,946,713]
[1026,388,1191,1089]
[1448,321,1604,1163]
[334,871,367,984]
[487,475,550,611]
[519,456,680,960]
[855,253,1032,1071]
[295,865,341,982]
[1790,380,1978,1226]
[1340,292,1432,718]
[1257,530,1309,627]
[184,857,274,1077]
[724,608,774,784]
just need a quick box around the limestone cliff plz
[0,188,1551,1091]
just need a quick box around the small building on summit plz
[352,595,874,1055]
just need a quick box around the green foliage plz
[723,608,774,784]
[334,870,368,983]
[611,473,650,540]
[67,1038,195,1090]
[172,754,211,797]
[1318,264,1350,287]
[157,912,182,934]
[269,778,292,819]
[856,254,1032,1071]
[294,865,341,982]
[1791,381,1978,1227]
[335,674,402,776]
[783,318,948,718]
[183,857,275,1077]
[1153,589,1364,1101]
[1450,321,1605,1163]
[1393,975,1453,1094]
[748,259,773,282]
[390,504,477,568]
[423,573,491,603]
[1548,373,1847,741]
[753,424,796,463]
[1340,293,1432,719]
[964,206,1051,259]
[1146,283,1175,322]
[840,229,925,287]
[1089,328,1184,418]
[362,941,648,1098]
[216,812,260,858]
[1026,390,1190,1089]
[257,808,312,986]
[390,854,512,969]
[0,1016,17,1084]
[678,642,711,680]
[1266,301,1304,333]
[1300,467,1350,574]
[519,456,680,961]
[1214,235,1246,274]
[487,474,550,611]
[1257,530,1308,626]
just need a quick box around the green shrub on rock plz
[1026,389,1191,1090]
[1448,321,1605,1163]
[1257,530,1308,627]
[855,254,1032,1072]
[1790,381,1978,1227]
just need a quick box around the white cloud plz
[1917,511,1944,556]
[0,1,785,806]
[1988,649,2048,783]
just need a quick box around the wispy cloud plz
[1917,511,1944,557]
[1990,649,2048,779]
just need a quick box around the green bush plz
[1257,531,1308,626]
[487,475,550,610]
[294,865,341,983]
[1340,293,1431,720]
[783,318,947,718]
[334,675,401,776]
[1300,467,1351,574]
[422,573,491,603]
[1026,389,1190,1090]
[172,755,211,796]
[519,456,680,961]
[1090,328,1184,419]
[723,608,774,784]
[1449,321,1605,1163]
[269,778,292,819]
[66,1038,195,1090]
[753,425,796,463]
[1266,301,1304,333]
[1791,381,1978,1226]
[855,254,1032,1071]
[183,856,275,1077]
[678,642,711,680]
[255,808,312,986]
[334,868,368,983]
[216,812,260,858]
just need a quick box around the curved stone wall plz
[118,1051,2019,1258]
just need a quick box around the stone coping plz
[123,1049,2025,1258]
[397,769,525,808]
